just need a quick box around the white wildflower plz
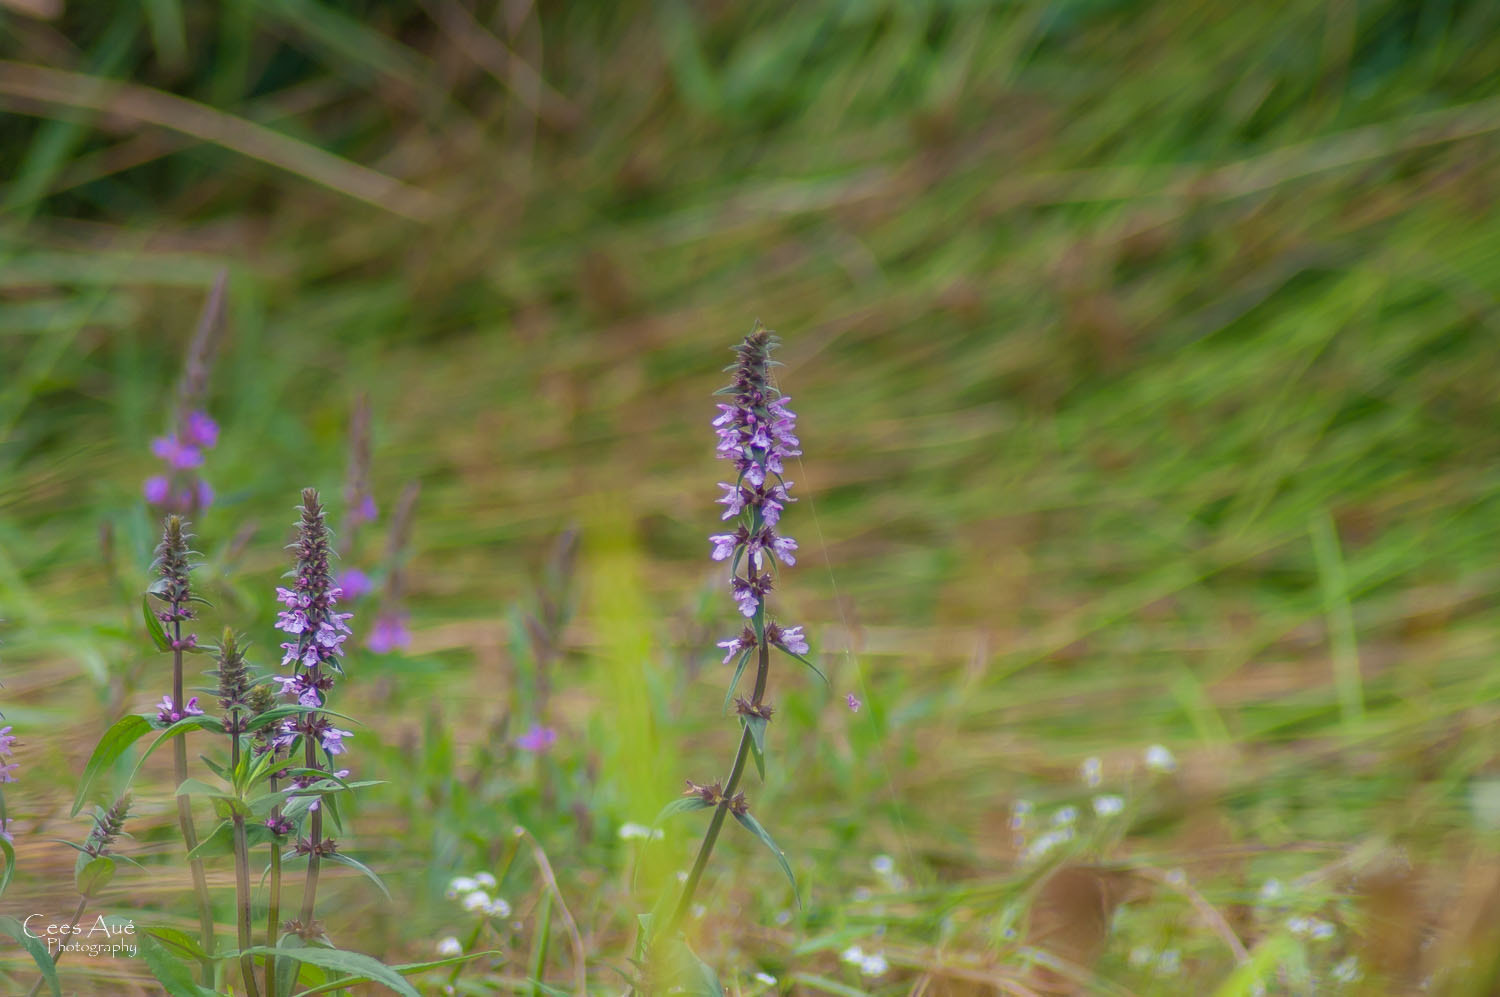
[1145,744,1176,773]
[436,937,462,957]
[461,890,491,912]
[1080,757,1102,788]
[446,875,479,898]
[1092,794,1125,817]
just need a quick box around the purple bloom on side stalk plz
[338,567,373,600]
[516,725,558,752]
[366,612,411,654]
[183,411,219,448]
[846,693,861,712]
[156,695,205,725]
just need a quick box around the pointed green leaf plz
[0,915,60,996]
[143,594,171,651]
[741,714,767,780]
[732,811,800,907]
[652,795,713,829]
[139,932,219,997]
[287,951,501,997]
[146,925,212,964]
[722,648,754,712]
[0,830,13,898]
[71,714,153,816]
[75,854,115,895]
[653,937,723,997]
[771,645,827,684]
[323,851,392,901]
[228,946,419,997]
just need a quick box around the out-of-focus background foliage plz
[5,0,1500,992]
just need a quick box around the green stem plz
[232,813,262,997]
[665,630,769,935]
[299,697,324,930]
[266,785,282,997]
[26,894,88,997]
[173,621,216,985]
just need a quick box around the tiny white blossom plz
[691,904,706,920]
[461,890,491,912]
[1052,806,1078,826]
[840,945,865,965]
[1092,794,1125,817]
[1128,946,1154,969]
[1331,956,1361,983]
[1080,757,1102,788]
[1309,918,1336,940]
[474,872,497,889]
[446,875,479,897]
[1287,915,1311,936]
[1165,867,1186,886]
[436,937,463,957]
[1258,878,1283,902]
[871,854,895,877]
[852,886,872,902]
[484,898,512,917]
[754,972,777,986]
[619,822,664,841]
[1025,827,1074,861]
[1145,744,1177,773]
[1155,949,1181,976]
[859,953,889,977]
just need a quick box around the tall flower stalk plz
[648,326,812,973]
[145,272,227,515]
[151,516,216,980]
[272,490,353,941]
[27,795,131,997]
[213,629,261,997]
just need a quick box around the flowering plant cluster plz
[639,326,819,992]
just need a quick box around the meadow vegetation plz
[5,1,1500,993]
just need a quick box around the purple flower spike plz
[144,476,170,504]
[516,725,558,753]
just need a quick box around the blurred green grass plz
[5,0,1500,992]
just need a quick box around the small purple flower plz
[338,568,373,600]
[730,578,759,618]
[183,411,220,449]
[144,476,170,504]
[321,727,352,755]
[150,436,203,469]
[709,532,740,561]
[276,610,310,635]
[0,819,12,842]
[771,624,808,655]
[716,482,745,520]
[156,695,205,725]
[516,725,558,753]
[357,495,378,523]
[0,762,17,784]
[367,613,411,654]
[0,726,15,756]
[717,627,757,664]
[846,693,861,712]
[195,479,214,509]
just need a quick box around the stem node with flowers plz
[643,325,814,988]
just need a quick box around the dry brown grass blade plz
[514,826,587,997]
[1132,866,1248,965]
[419,0,578,132]
[0,61,440,221]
